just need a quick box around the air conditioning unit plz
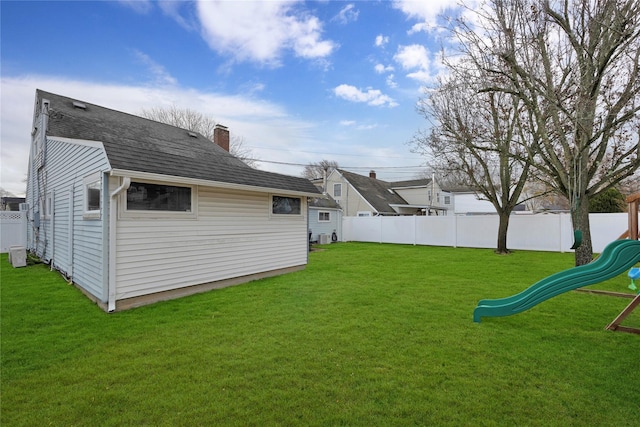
[319,234,331,244]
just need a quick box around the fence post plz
[559,213,564,253]
[453,214,458,248]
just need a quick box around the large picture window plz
[127,182,192,212]
[272,196,301,215]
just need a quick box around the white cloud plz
[157,1,198,31]
[133,50,178,86]
[374,34,389,47]
[195,0,336,67]
[0,75,321,196]
[392,0,459,31]
[339,120,377,131]
[117,0,153,14]
[332,4,359,24]
[394,44,430,70]
[386,74,398,88]
[374,63,394,74]
[394,44,433,83]
[334,84,398,107]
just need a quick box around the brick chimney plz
[369,170,376,179]
[213,124,229,152]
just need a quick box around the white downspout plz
[108,177,130,312]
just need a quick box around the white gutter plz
[108,177,130,312]
[110,169,322,198]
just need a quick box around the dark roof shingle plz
[38,90,320,196]
[338,169,407,214]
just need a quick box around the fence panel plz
[342,213,626,253]
[1,211,27,253]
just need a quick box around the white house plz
[326,169,451,216]
[25,90,321,311]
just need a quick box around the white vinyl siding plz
[114,187,308,300]
[26,137,110,299]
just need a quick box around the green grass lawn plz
[2,243,639,426]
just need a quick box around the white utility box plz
[9,246,27,268]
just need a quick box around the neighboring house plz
[1,197,26,211]
[326,169,451,216]
[308,194,342,243]
[441,186,496,214]
[442,185,529,214]
[25,90,321,311]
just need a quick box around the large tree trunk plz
[496,210,510,254]
[572,194,593,266]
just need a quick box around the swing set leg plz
[605,294,640,334]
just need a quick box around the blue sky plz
[1,0,461,196]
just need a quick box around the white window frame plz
[444,195,451,205]
[270,195,303,218]
[83,173,102,220]
[333,183,342,198]
[40,191,53,220]
[120,179,197,219]
[318,210,330,222]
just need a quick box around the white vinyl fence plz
[342,213,626,253]
[1,211,27,253]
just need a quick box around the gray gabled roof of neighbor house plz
[36,90,321,196]
[337,169,407,214]
[309,194,341,210]
[390,177,433,189]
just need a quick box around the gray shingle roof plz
[38,90,320,196]
[391,178,432,188]
[338,169,407,214]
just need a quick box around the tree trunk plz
[572,195,593,266]
[496,210,510,254]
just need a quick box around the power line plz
[247,145,418,160]
[255,159,426,169]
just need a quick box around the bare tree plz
[449,0,640,265]
[302,160,339,180]
[412,70,535,254]
[141,105,259,168]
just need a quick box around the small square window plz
[318,211,330,222]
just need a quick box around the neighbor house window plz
[444,195,451,205]
[272,196,301,215]
[318,211,330,222]
[333,183,342,198]
[126,182,192,212]
[83,173,102,219]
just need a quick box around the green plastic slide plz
[473,239,640,323]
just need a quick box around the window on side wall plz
[126,182,192,212]
[318,211,330,222]
[333,183,342,198]
[83,173,102,219]
[41,192,53,219]
[272,195,301,215]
